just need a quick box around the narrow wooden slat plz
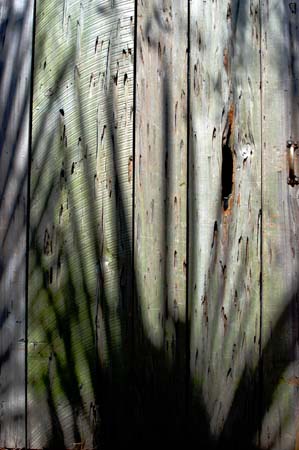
[261,2,299,448]
[134,0,187,444]
[189,1,262,447]
[29,0,134,447]
[0,0,33,446]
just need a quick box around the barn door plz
[24,1,299,449]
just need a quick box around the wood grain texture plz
[134,0,187,443]
[261,2,299,448]
[0,0,33,446]
[29,0,134,447]
[189,1,262,446]
[6,1,299,447]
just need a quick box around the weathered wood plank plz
[29,0,134,447]
[0,0,33,446]
[189,1,262,447]
[134,0,187,444]
[261,2,299,448]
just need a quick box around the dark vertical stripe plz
[186,0,191,422]
[132,0,138,363]
[258,0,264,445]
[25,0,37,448]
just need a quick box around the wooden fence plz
[1,0,299,448]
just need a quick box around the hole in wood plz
[221,120,233,211]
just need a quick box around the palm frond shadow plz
[1,0,299,449]
[28,1,299,449]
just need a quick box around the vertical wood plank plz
[0,0,33,446]
[261,2,299,448]
[29,0,134,447]
[135,0,187,444]
[189,1,262,446]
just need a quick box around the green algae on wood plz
[29,0,134,447]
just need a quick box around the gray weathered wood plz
[5,1,299,446]
[29,0,134,447]
[0,0,33,446]
[134,0,187,441]
[261,2,299,448]
[189,1,261,446]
